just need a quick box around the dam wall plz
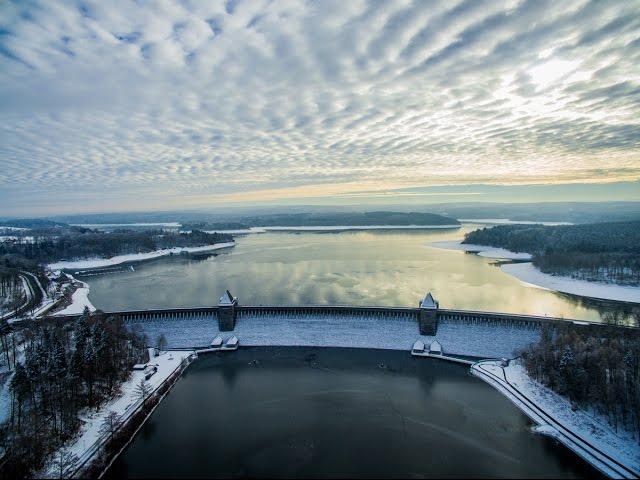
[121,311,541,359]
[39,292,620,359]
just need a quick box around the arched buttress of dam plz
[122,309,541,359]
[42,291,620,360]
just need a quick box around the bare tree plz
[100,411,121,442]
[134,378,152,407]
[156,333,168,352]
[51,448,78,479]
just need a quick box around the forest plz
[0,311,149,477]
[520,322,640,443]
[0,229,233,264]
[463,221,640,285]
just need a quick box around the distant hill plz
[244,211,460,227]
[431,202,640,224]
[0,219,68,229]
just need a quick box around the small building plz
[132,363,147,371]
[223,335,239,350]
[429,340,442,355]
[412,340,426,354]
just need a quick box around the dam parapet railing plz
[36,291,634,335]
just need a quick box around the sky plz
[0,0,639,216]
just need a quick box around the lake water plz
[105,347,599,478]
[81,226,623,322]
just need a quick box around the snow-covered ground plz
[41,350,193,478]
[428,240,532,260]
[72,222,181,228]
[53,281,96,316]
[203,227,267,234]
[127,314,539,359]
[0,371,14,425]
[0,235,35,243]
[47,242,235,270]
[472,360,639,478]
[0,275,29,321]
[459,218,573,226]
[502,263,640,303]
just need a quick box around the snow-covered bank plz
[472,360,639,479]
[260,224,461,231]
[72,222,181,229]
[502,262,640,303]
[47,242,235,270]
[42,350,193,478]
[428,240,532,260]
[459,218,573,226]
[204,227,267,234]
[53,281,95,316]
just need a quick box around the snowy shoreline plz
[428,240,533,260]
[459,218,573,226]
[47,242,235,270]
[472,360,639,478]
[42,350,194,478]
[206,224,462,233]
[428,240,640,303]
[53,278,96,316]
[502,262,640,303]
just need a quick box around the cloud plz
[0,0,639,215]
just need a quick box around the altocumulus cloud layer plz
[0,0,639,214]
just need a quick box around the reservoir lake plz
[81,226,629,322]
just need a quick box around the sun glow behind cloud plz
[0,0,639,215]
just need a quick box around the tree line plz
[0,229,233,264]
[520,322,640,443]
[463,221,640,285]
[0,310,148,477]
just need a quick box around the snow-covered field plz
[502,262,640,303]
[53,281,96,316]
[128,314,539,359]
[428,240,532,260]
[473,360,639,478]
[47,242,235,270]
[41,350,193,478]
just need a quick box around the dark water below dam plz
[106,347,600,478]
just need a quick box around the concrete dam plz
[45,290,615,359]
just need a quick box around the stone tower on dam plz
[418,292,438,335]
[218,290,238,331]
